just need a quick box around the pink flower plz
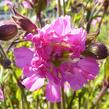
[0,88,4,100]
[3,0,13,6]
[92,17,101,26]
[22,1,32,9]
[14,15,99,102]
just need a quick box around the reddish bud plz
[103,0,109,12]
[88,42,108,59]
[19,18,37,33]
[0,24,18,41]
[12,8,37,33]
[12,16,37,33]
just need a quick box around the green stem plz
[78,94,81,109]
[0,44,7,58]
[57,102,61,109]
[58,0,61,16]
[20,87,29,109]
[7,95,14,109]
[61,88,65,109]
[7,39,24,53]
[91,81,109,109]
[63,0,65,15]
[48,102,54,109]
[37,12,43,27]
[10,68,29,109]
[36,97,39,109]
[67,91,76,109]
[95,84,108,104]
[1,85,7,109]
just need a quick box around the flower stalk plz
[57,0,61,16]
[48,102,54,109]
[67,91,76,109]
[63,0,65,15]
[91,80,109,109]
[61,88,65,109]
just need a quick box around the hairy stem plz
[67,91,76,109]
[57,0,61,16]
[0,44,7,58]
[57,102,61,109]
[48,102,54,109]
[61,87,65,109]
[1,85,7,109]
[63,0,65,15]
[91,81,109,109]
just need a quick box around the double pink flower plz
[14,15,99,102]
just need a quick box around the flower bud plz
[0,24,18,41]
[19,18,37,33]
[12,7,37,33]
[12,16,37,33]
[0,58,11,68]
[88,42,108,59]
[103,0,109,12]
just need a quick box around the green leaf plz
[15,68,22,78]
[104,57,109,81]
[16,88,21,101]
[32,89,42,99]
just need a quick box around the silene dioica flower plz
[14,15,99,102]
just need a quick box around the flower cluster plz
[14,15,99,102]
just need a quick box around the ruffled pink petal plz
[53,17,64,35]
[67,28,86,56]
[46,83,61,102]
[62,15,71,35]
[24,33,34,41]
[46,70,60,85]
[23,65,35,77]
[22,74,44,91]
[52,15,71,36]
[14,47,34,68]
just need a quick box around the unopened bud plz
[103,0,109,12]
[0,58,11,68]
[0,24,18,41]
[88,42,108,59]
[12,8,37,33]
[12,16,37,33]
[19,18,37,33]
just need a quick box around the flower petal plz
[14,47,34,68]
[46,83,61,102]
[60,62,87,90]
[67,67,87,90]
[53,15,71,35]
[67,28,86,57]
[22,74,44,91]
